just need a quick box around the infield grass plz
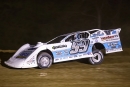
[0,48,130,87]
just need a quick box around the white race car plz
[5,28,123,69]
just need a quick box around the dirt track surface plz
[0,49,130,87]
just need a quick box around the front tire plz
[37,52,52,69]
[89,50,104,65]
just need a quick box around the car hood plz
[34,42,47,48]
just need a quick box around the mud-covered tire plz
[37,52,52,69]
[89,50,104,65]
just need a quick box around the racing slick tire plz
[37,52,52,69]
[88,50,104,65]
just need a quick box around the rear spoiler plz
[104,28,121,35]
[117,28,121,33]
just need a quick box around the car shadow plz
[76,58,90,64]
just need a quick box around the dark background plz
[0,0,130,49]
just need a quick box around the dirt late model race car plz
[5,28,123,69]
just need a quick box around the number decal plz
[70,42,79,54]
[78,40,88,52]
[70,40,89,54]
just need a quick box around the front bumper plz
[4,58,26,68]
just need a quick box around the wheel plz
[88,50,104,65]
[37,52,52,69]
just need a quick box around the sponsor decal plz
[101,36,114,40]
[27,57,35,65]
[83,53,87,55]
[112,30,116,34]
[64,50,69,55]
[91,31,104,37]
[106,48,122,52]
[87,52,92,55]
[107,41,122,49]
[74,55,78,57]
[56,51,62,55]
[107,42,118,48]
[69,56,73,58]
[92,37,99,39]
[79,55,82,57]
[91,37,99,43]
[101,35,118,41]
[63,57,68,59]
[55,58,60,61]
[52,45,67,49]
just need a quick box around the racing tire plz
[88,50,104,65]
[37,52,52,69]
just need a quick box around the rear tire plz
[89,50,104,65]
[37,52,52,69]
